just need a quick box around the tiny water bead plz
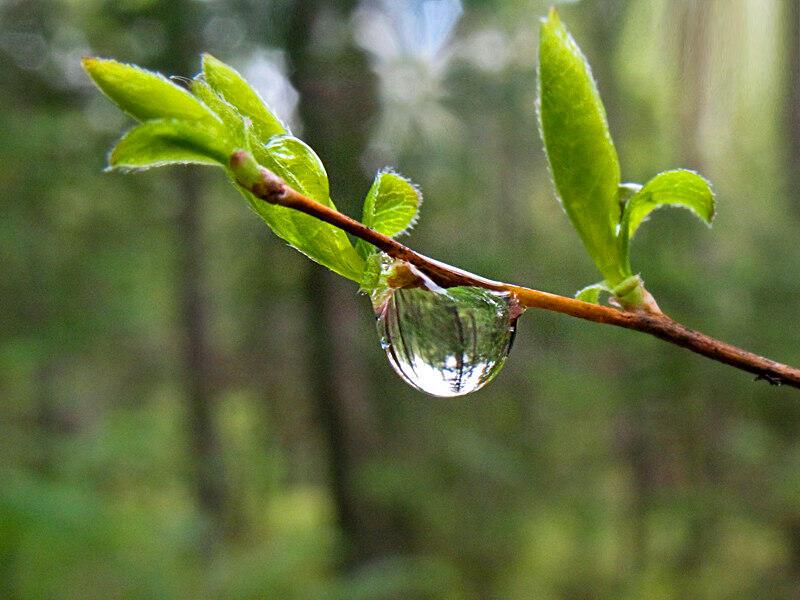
[375,283,520,397]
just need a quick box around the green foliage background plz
[2,0,800,598]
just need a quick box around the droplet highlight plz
[375,284,519,397]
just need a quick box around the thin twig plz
[234,156,800,390]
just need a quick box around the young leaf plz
[255,135,330,203]
[191,80,248,147]
[243,136,365,281]
[202,54,287,142]
[359,251,389,294]
[575,282,610,304]
[109,119,233,170]
[615,182,642,275]
[537,9,628,285]
[81,58,217,123]
[622,169,715,239]
[356,169,422,259]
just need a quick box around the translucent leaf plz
[575,282,609,304]
[255,135,329,203]
[357,169,422,259]
[81,57,217,123]
[191,79,248,147]
[537,9,627,285]
[615,182,642,275]
[109,119,232,170]
[243,135,364,281]
[202,54,287,142]
[85,56,363,281]
[623,169,715,238]
[360,252,390,294]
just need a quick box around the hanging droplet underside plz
[375,281,520,397]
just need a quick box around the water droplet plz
[375,276,519,398]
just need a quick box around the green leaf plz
[81,57,217,123]
[575,282,610,304]
[537,9,627,285]
[202,54,287,142]
[109,119,233,170]
[191,80,248,147]
[254,135,329,203]
[615,182,642,275]
[356,169,422,259]
[610,274,646,308]
[360,251,390,294]
[244,136,364,281]
[623,169,715,239]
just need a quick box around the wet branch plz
[232,153,800,390]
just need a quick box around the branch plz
[231,152,800,390]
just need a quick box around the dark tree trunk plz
[676,0,709,171]
[784,1,800,588]
[787,0,800,213]
[584,0,655,579]
[151,0,231,545]
[175,169,230,542]
[284,0,405,568]
[302,271,375,565]
[672,4,716,587]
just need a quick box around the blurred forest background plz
[3,0,800,598]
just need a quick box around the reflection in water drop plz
[375,284,519,397]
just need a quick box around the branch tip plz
[230,150,286,205]
[251,168,286,205]
[229,150,249,170]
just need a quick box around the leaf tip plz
[81,56,105,79]
[575,282,605,304]
[202,53,230,77]
[201,52,219,68]
[541,6,563,32]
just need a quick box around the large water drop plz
[375,276,519,397]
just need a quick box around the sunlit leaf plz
[359,252,388,293]
[202,54,287,142]
[623,169,715,238]
[81,57,217,123]
[109,119,232,170]
[243,135,364,281]
[357,169,421,258]
[256,135,329,204]
[537,8,627,285]
[575,282,609,304]
[191,79,248,147]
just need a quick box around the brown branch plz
[233,155,800,390]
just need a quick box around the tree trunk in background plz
[676,1,709,171]
[673,5,721,591]
[152,0,231,545]
[784,1,800,587]
[585,0,655,578]
[175,170,231,543]
[284,0,404,569]
[788,0,800,214]
[585,1,626,131]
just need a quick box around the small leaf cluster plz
[84,7,714,311]
[82,55,421,285]
[537,9,715,308]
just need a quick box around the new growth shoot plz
[81,9,800,393]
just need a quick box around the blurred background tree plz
[2,0,800,598]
